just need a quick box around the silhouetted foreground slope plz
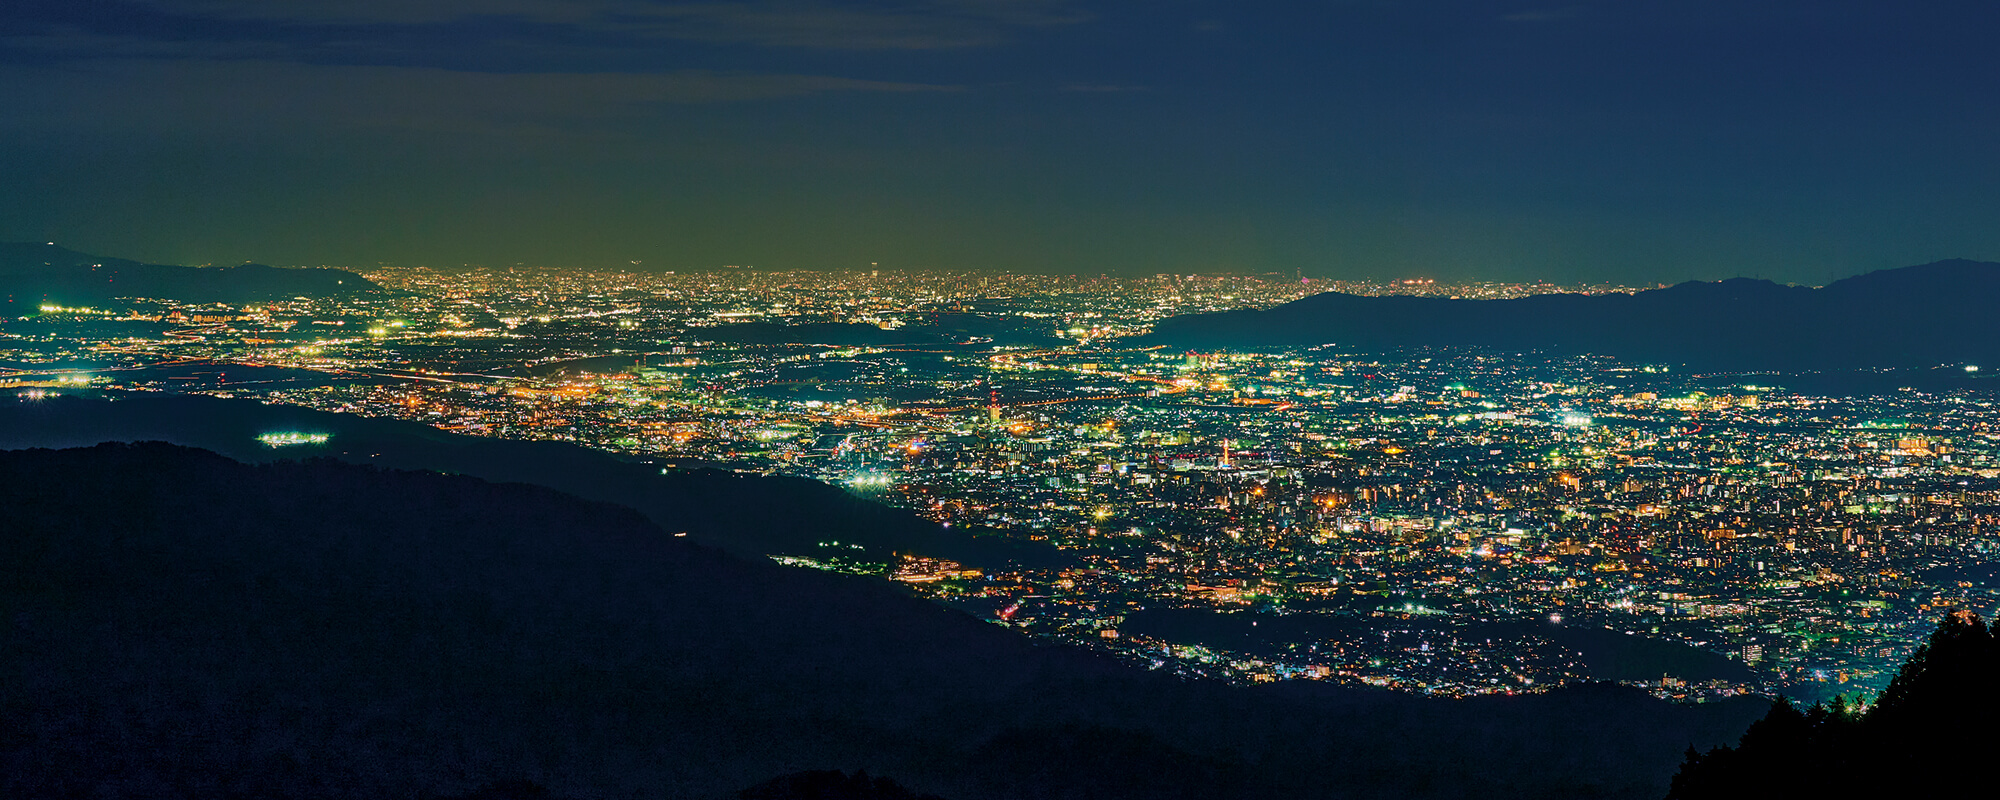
[0,443,1764,800]
[0,391,1066,570]
[1668,612,2000,800]
[0,242,378,309]
[736,770,944,800]
[1147,260,2000,370]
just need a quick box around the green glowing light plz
[258,432,331,447]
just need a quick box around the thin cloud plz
[132,0,1092,49]
[0,59,959,140]
[1061,84,1148,93]
[129,0,610,25]
[0,27,295,60]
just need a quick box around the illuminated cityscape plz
[8,265,1996,703]
[10,2,2000,796]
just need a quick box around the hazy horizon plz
[20,239,1994,291]
[4,1,1996,286]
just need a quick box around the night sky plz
[3,1,1994,284]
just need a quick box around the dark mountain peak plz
[0,241,142,275]
[1905,257,1996,270]
[1645,277,1801,301]
[1821,258,2000,295]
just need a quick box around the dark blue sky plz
[2,1,1994,283]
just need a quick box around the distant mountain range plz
[0,438,1765,800]
[1146,260,2000,371]
[0,242,378,309]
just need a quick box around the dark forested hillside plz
[0,442,1764,800]
[1667,612,2000,800]
[0,390,1067,570]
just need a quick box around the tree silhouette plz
[1667,611,1999,799]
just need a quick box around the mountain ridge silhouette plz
[1146,260,2000,370]
[0,242,379,308]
